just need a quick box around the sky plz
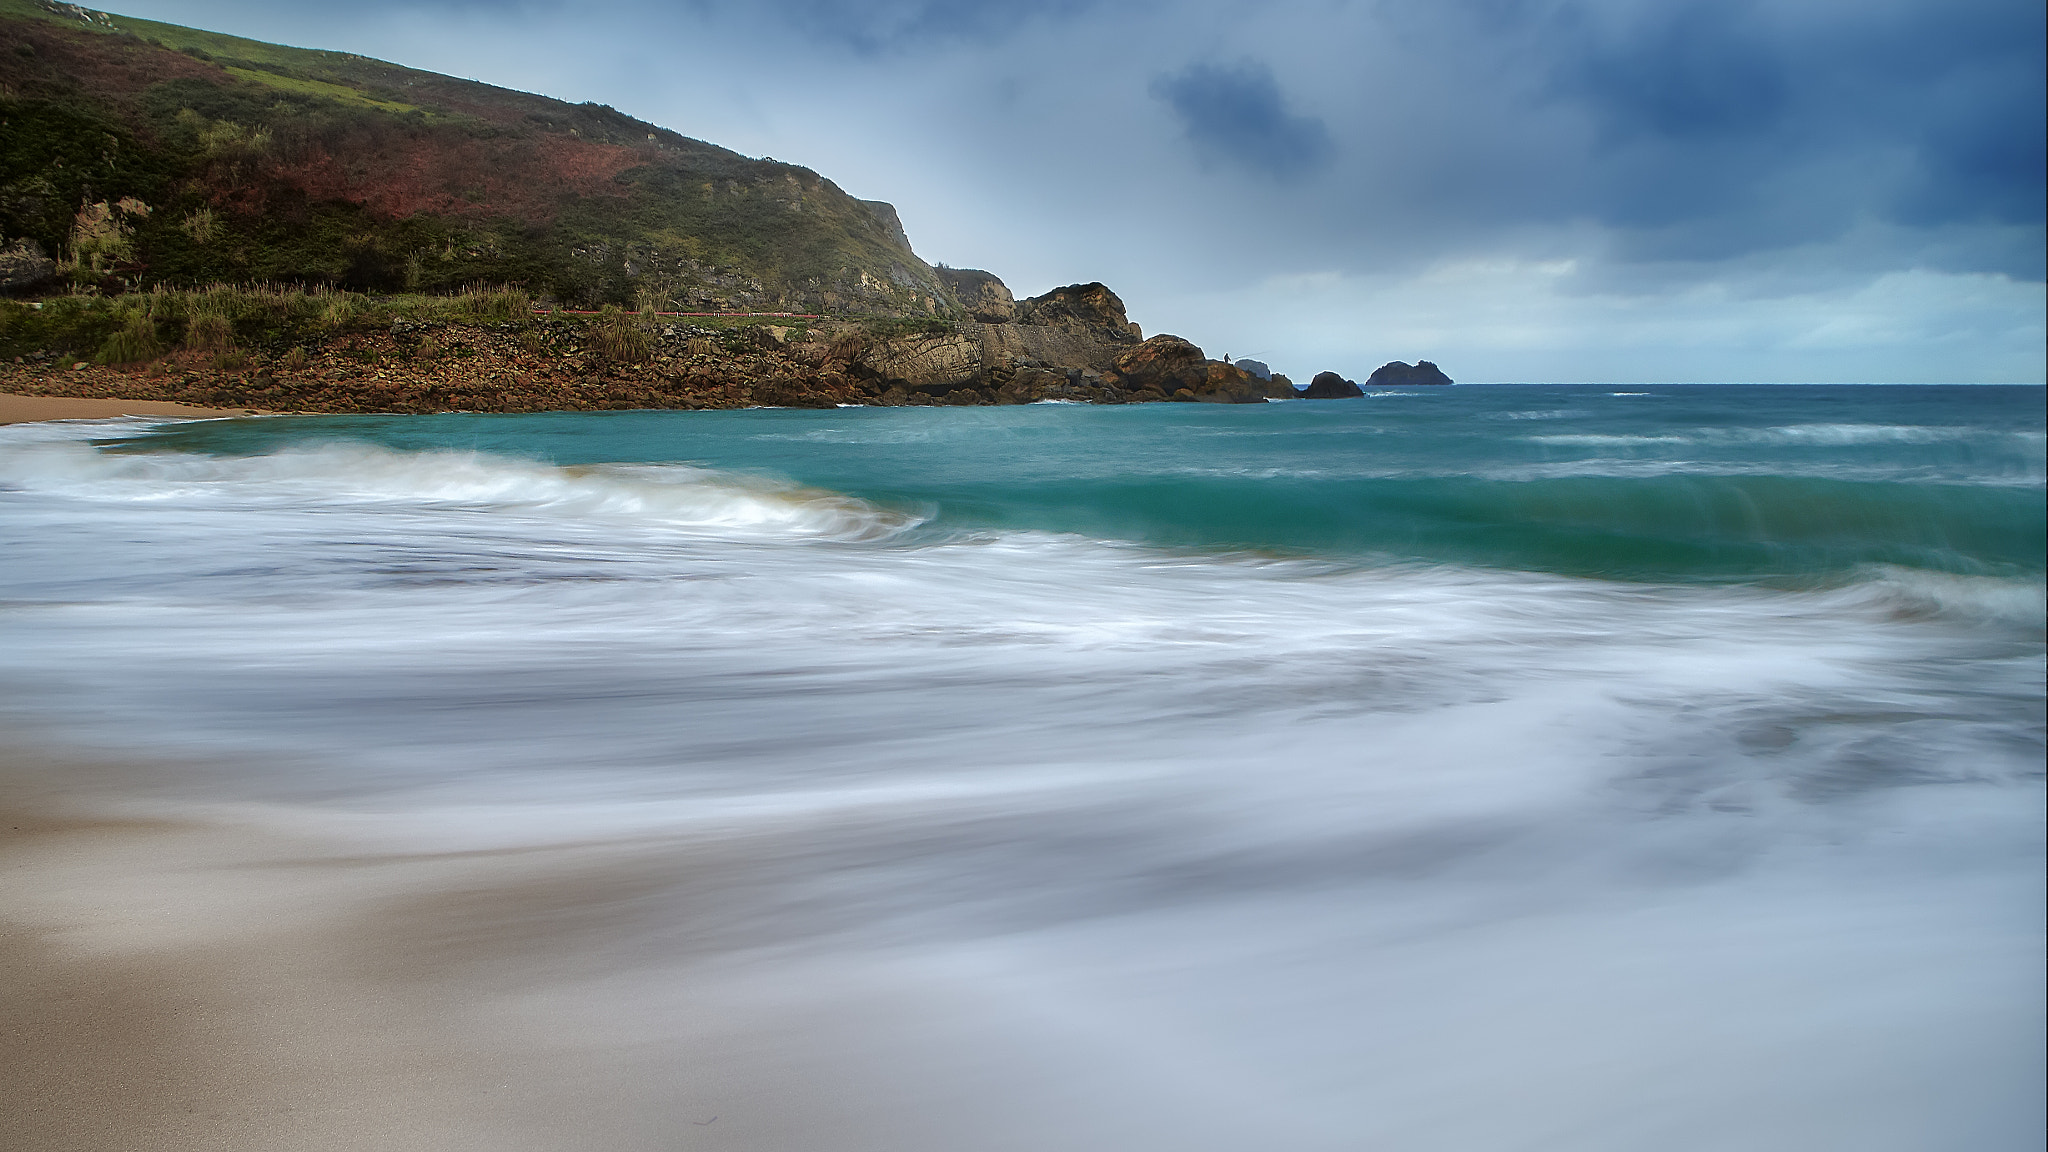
[103,0,2045,383]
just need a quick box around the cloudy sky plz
[109,0,2044,382]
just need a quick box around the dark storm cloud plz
[698,0,1105,53]
[1550,3,1791,143]
[1151,60,1334,180]
[1875,4,2047,229]
[1507,0,2045,271]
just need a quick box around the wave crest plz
[0,438,919,541]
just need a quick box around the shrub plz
[281,346,310,371]
[185,311,235,352]
[861,316,956,340]
[318,295,356,330]
[594,305,650,365]
[181,207,221,245]
[95,313,163,365]
[465,284,532,323]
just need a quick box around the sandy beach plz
[0,393,263,424]
[0,753,856,1152]
[0,751,1194,1152]
[0,754,582,1152]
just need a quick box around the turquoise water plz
[1,385,2042,1150]
[127,384,2045,581]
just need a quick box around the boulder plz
[0,239,57,292]
[935,268,1017,323]
[751,378,838,408]
[1234,358,1273,380]
[995,365,1069,404]
[1365,360,1453,386]
[1300,371,1364,399]
[1111,334,1208,396]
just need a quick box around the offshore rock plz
[1366,360,1454,386]
[935,268,1017,323]
[1301,371,1364,398]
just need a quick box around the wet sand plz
[0,393,263,424]
[0,770,529,1151]
[0,753,1091,1152]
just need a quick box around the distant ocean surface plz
[2,384,2042,1149]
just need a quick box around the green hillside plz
[0,0,953,312]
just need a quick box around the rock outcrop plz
[935,268,1016,323]
[1365,360,1454,386]
[1108,335,1207,398]
[851,331,983,392]
[1188,361,1296,403]
[0,239,56,292]
[837,276,1155,404]
[1015,283,1143,341]
[1096,336,1293,403]
[1300,371,1364,398]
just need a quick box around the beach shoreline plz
[0,392,267,424]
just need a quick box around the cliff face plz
[934,267,1016,323]
[0,0,949,312]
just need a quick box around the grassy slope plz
[0,0,952,313]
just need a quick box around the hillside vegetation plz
[0,0,950,312]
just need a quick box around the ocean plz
[2,384,2042,1150]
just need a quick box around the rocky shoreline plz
[0,278,1449,415]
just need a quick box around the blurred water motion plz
[1,386,2040,1150]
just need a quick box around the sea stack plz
[1365,361,1454,386]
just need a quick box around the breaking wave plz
[0,431,918,542]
